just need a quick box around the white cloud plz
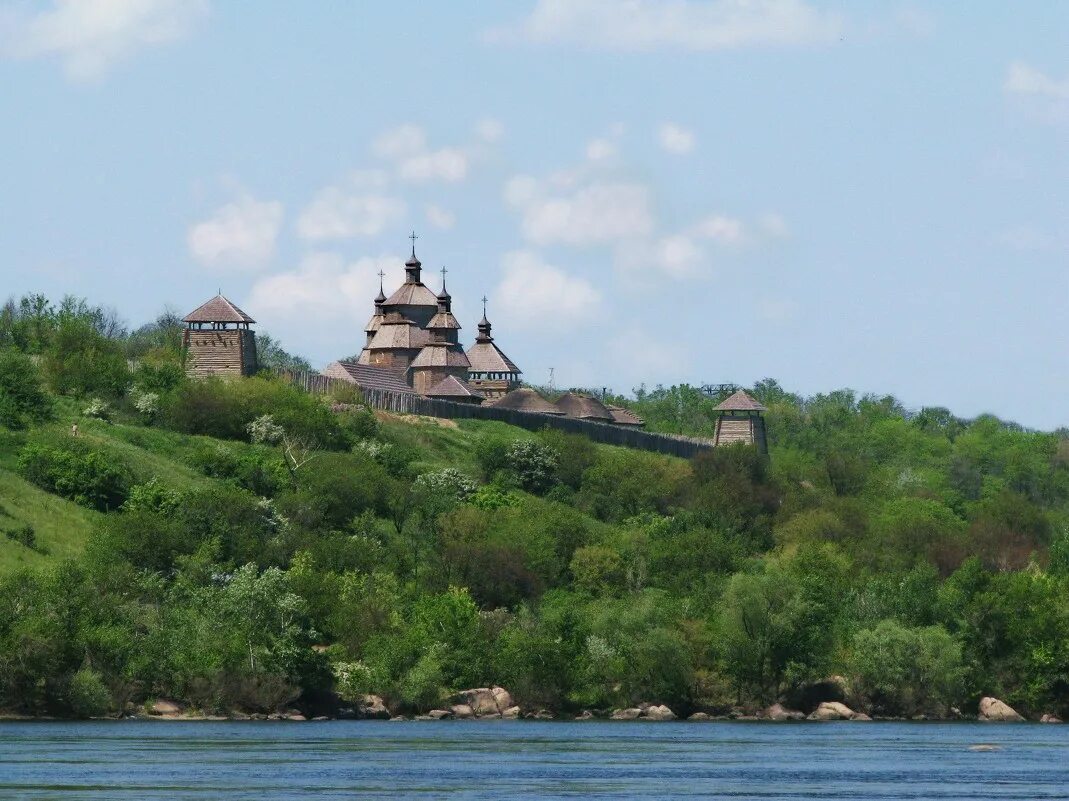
[188,194,283,270]
[373,124,470,184]
[1005,62,1069,101]
[296,184,405,242]
[658,122,695,154]
[426,204,456,230]
[486,0,843,51]
[494,250,603,330]
[585,138,618,162]
[246,252,395,351]
[474,117,505,143]
[757,297,798,323]
[0,0,208,81]
[507,178,654,246]
[693,214,745,244]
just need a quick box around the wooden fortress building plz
[324,237,522,404]
[180,235,771,450]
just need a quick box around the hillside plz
[1,295,1069,723]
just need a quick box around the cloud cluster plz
[487,0,842,51]
[1005,62,1069,101]
[373,124,470,184]
[188,194,283,270]
[658,122,696,154]
[297,173,406,242]
[0,0,208,81]
[493,251,604,330]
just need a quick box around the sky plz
[1,1,1067,430]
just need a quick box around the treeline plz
[0,294,1068,720]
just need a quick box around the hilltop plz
[1,293,1068,722]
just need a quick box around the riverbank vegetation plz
[1,294,1068,720]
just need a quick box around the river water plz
[1,720,1066,800]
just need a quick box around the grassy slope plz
[0,405,679,573]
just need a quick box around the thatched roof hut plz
[606,404,645,427]
[554,393,614,422]
[489,387,564,415]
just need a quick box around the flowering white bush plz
[131,389,160,421]
[247,414,285,445]
[413,468,477,502]
[82,398,111,421]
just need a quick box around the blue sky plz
[1,1,1067,429]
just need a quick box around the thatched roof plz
[489,387,564,414]
[426,375,484,401]
[714,390,767,412]
[410,343,470,369]
[322,361,414,394]
[183,295,255,324]
[606,404,645,427]
[555,393,614,422]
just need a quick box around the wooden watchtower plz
[712,390,768,454]
[182,294,258,378]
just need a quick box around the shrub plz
[3,522,37,550]
[82,398,111,421]
[848,620,963,717]
[17,443,131,511]
[130,388,160,422]
[0,348,53,429]
[67,667,112,718]
[42,317,129,397]
[506,439,559,494]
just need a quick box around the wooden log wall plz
[274,368,715,459]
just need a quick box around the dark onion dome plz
[183,294,255,325]
[713,389,767,412]
[554,392,614,422]
[487,387,564,414]
[425,374,485,401]
[322,360,415,394]
[605,404,645,427]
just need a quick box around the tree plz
[0,348,53,429]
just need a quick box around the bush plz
[17,442,131,511]
[848,620,963,717]
[3,522,37,550]
[67,667,112,718]
[41,317,130,397]
[506,440,559,494]
[0,348,53,429]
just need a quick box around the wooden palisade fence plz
[274,368,714,459]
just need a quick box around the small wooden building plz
[182,294,257,378]
[488,387,564,415]
[554,393,615,423]
[712,390,768,454]
[467,302,522,399]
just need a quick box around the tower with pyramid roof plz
[182,294,258,378]
[408,270,479,399]
[712,390,768,454]
[467,297,522,399]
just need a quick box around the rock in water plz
[807,702,858,721]
[358,694,391,720]
[763,703,805,721]
[643,705,676,721]
[450,704,474,719]
[610,708,643,720]
[502,706,521,719]
[978,697,1024,722]
[150,700,182,716]
[1040,713,1062,724]
[688,712,711,721]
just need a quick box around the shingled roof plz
[365,314,432,350]
[555,393,614,422]
[714,390,767,412]
[183,295,255,325]
[322,361,415,394]
[467,341,521,374]
[410,342,470,369]
[488,387,564,414]
[384,282,439,309]
[426,375,484,400]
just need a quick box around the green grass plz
[0,469,101,572]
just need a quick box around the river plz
[1,720,1066,800]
